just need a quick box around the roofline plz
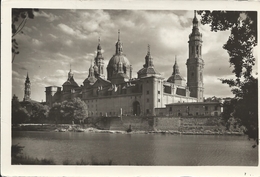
[166,102,221,106]
[45,86,62,88]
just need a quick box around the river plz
[12,131,258,166]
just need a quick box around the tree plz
[49,98,88,124]
[198,11,258,145]
[12,8,39,63]
[29,102,49,124]
[49,103,62,124]
[12,95,29,124]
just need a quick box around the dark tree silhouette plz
[12,8,39,63]
[12,95,30,124]
[49,98,88,124]
[198,11,258,145]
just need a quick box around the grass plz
[12,155,55,165]
[63,157,114,165]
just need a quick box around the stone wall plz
[86,116,154,131]
[154,117,181,131]
[86,116,224,132]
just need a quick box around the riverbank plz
[12,124,244,136]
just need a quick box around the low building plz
[155,102,222,117]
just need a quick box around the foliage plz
[30,102,49,123]
[198,11,258,144]
[12,97,30,124]
[49,98,88,124]
[12,155,55,165]
[62,157,114,165]
[12,144,24,158]
[12,8,39,63]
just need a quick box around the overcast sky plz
[12,9,258,102]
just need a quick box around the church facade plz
[45,12,204,117]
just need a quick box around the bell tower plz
[94,37,105,78]
[186,10,204,102]
[23,72,31,101]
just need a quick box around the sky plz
[12,9,258,102]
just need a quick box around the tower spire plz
[68,64,73,80]
[187,10,204,102]
[193,10,198,26]
[24,72,31,101]
[173,55,180,75]
[115,30,123,54]
[118,29,120,41]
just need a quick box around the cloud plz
[34,10,60,22]
[49,34,57,39]
[58,23,76,35]
[57,23,87,39]
[32,38,43,46]
[12,71,20,77]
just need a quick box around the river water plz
[12,131,258,166]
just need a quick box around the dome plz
[83,77,97,85]
[107,54,130,69]
[62,79,79,87]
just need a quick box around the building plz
[45,11,204,117]
[155,102,222,117]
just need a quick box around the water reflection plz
[12,131,258,165]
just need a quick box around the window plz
[158,91,160,94]
[147,99,149,102]
[196,112,199,116]
[215,106,218,111]
[205,106,208,111]
[169,107,172,111]
[146,109,149,114]
[158,99,160,102]
[196,46,199,55]
[147,91,149,94]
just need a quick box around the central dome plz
[107,30,132,81]
[108,54,130,68]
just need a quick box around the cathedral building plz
[45,11,204,117]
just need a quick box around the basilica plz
[45,12,204,117]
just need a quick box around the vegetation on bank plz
[12,97,88,125]
[198,11,258,145]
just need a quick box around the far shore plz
[12,123,244,136]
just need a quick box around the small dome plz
[107,54,130,69]
[62,79,79,87]
[83,77,97,85]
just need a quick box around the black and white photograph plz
[1,1,259,176]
